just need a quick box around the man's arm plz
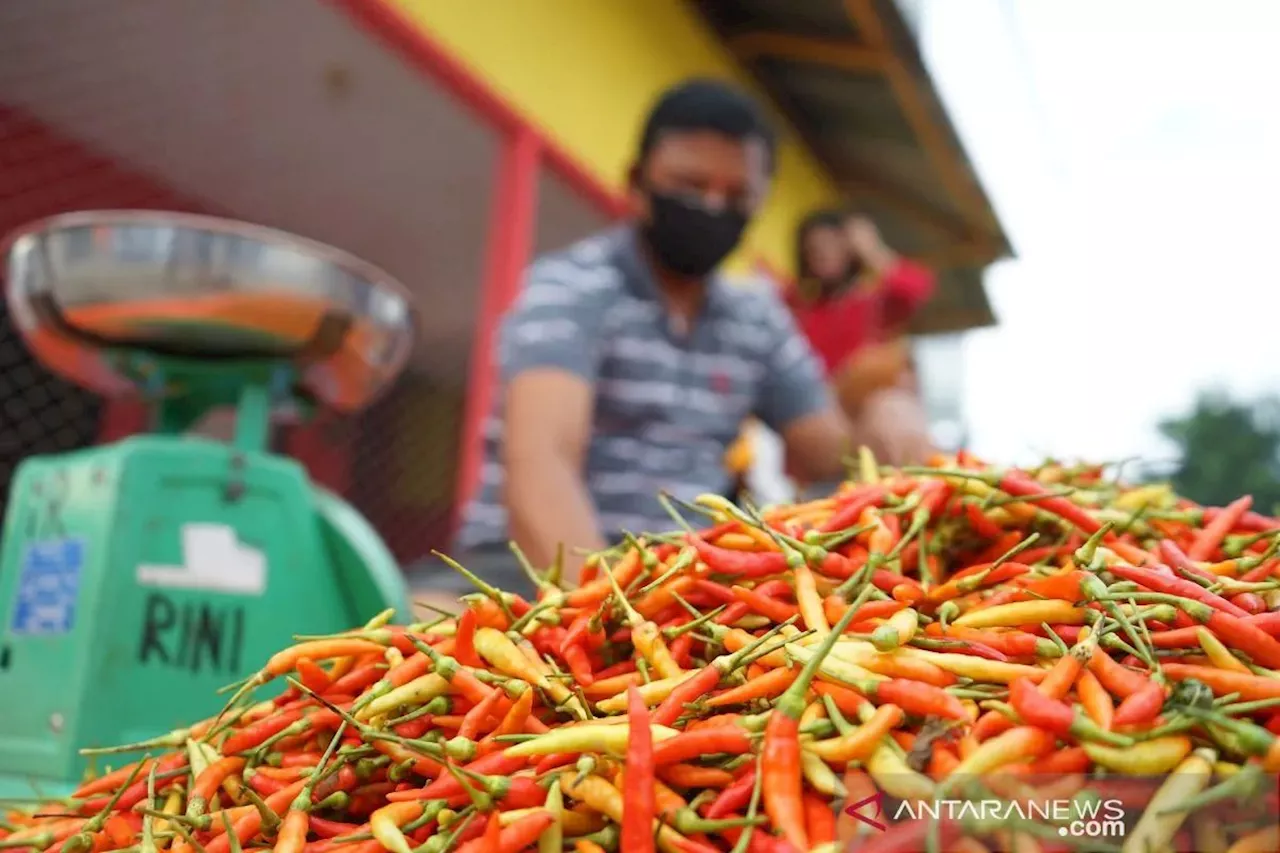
[495,267,609,581]
[503,369,607,579]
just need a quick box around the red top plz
[785,259,935,376]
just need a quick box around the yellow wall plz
[381,0,841,277]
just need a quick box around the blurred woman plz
[788,209,936,470]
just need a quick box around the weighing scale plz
[0,211,416,797]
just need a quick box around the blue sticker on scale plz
[10,538,85,635]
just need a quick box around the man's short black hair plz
[637,78,776,173]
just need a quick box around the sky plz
[915,0,1280,467]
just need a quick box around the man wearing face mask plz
[449,79,880,591]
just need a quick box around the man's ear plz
[626,163,648,219]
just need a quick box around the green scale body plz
[0,212,417,797]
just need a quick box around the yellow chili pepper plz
[369,802,421,853]
[952,600,1087,629]
[559,772,687,853]
[1083,734,1192,775]
[1121,747,1215,853]
[474,627,587,718]
[805,703,904,763]
[799,700,827,730]
[182,739,210,785]
[897,647,1048,684]
[857,446,879,484]
[494,804,550,824]
[712,533,761,551]
[537,781,564,852]
[794,564,830,635]
[355,674,450,722]
[883,608,918,646]
[1197,627,1252,674]
[785,643,886,687]
[153,788,184,847]
[602,556,684,680]
[594,674,687,713]
[865,740,934,802]
[949,726,1055,777]
[800,750,845,798]
[1112,483,1173,512]
[504,722,679,758]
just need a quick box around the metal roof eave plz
[692,0,1012,334]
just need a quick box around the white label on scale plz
[136,524,267,596]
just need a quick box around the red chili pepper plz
[622,686,657,853]
[1008,677,1073,736]
[761,605,861,850]
[248,773,289,796]
[964,501,1005,539]
[314,764,358,800]
[730,586,798,623]
[693,579,738,604]
[713,600,753,626]
[594,660,637,680]
[307,817,360,839]
[1111,680,1165,727]
[1188,495,1253,561]
[453,608,483,668]
[385,752,525,802]
[1231,592,1266,614]
[1248,612,1280,637]
[704,768,756,819]
[816,487,882,534]
[688,536,790,577]
[1106,564,1250,618]
[752,579,794,600]
[1087,649,1150,699]
[456,686,504,741]
[457,811,556,853]
[997,470,1103,534]
[803,791,837,846]
[222,709,305,754]
[668,632,695,669]
[652,728,753,766]
[327,662,385,697]
[926,624,1044,658]
[1203,608,1280,669]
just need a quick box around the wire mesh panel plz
[0,103,217,522]
[0,0,497,567]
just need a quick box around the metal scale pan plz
[3,210,415,412]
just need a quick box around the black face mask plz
[641,190,749,279]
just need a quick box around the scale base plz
[0,436,411,789]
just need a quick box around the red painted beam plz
[452,128,543,529]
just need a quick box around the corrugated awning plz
[691,0,1013,334]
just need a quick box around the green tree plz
[1151,391,1280,513]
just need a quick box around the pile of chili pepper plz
[9,452,1280,853]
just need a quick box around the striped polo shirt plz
[455,226,831,551]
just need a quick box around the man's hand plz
[856,387,935,466]
[832,339,911,413]
[846,216,898,274]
